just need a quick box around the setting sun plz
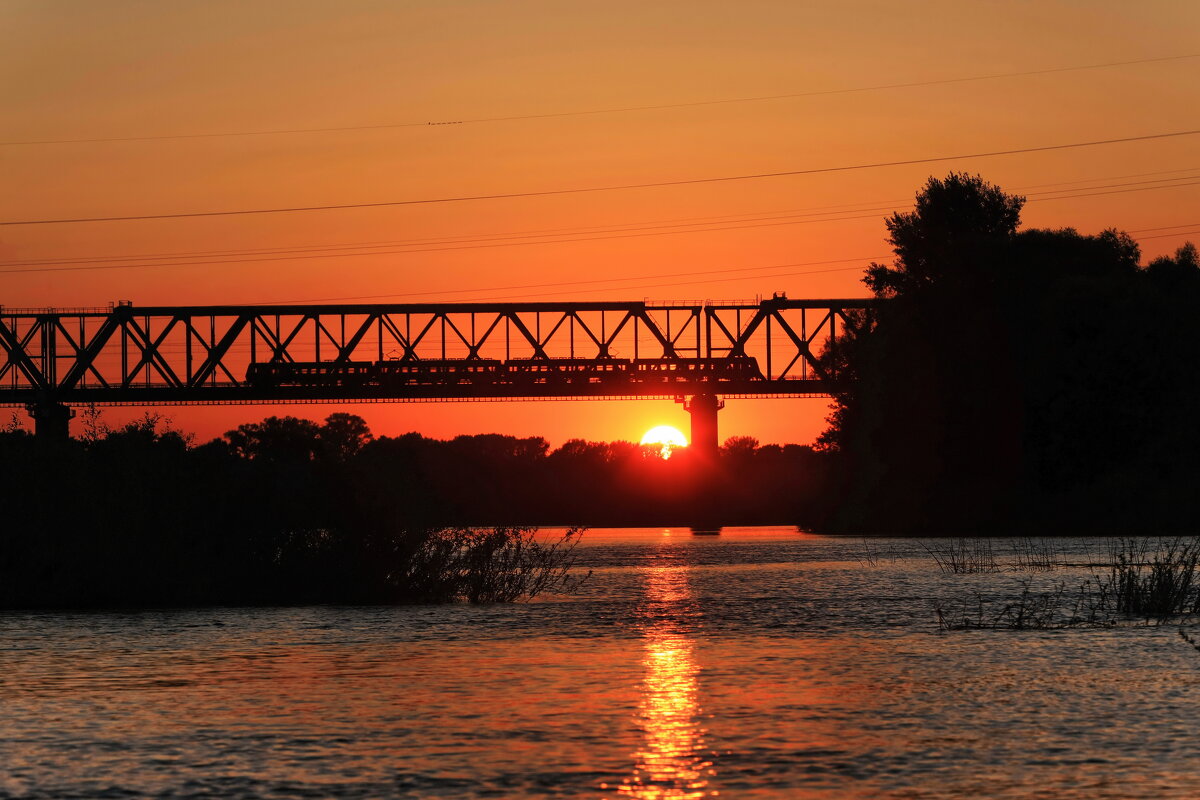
[640,425,689,459]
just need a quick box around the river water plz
[3,528,1199,799]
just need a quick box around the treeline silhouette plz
[0,413,827,607]
[818,172,1200,534]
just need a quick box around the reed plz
[936,537,1200,630]
[1005,536,1063,572]
[855,537,881,567]
[935,579,1112,630]
[1101,537,1200,620]
[400,527,590,603]
[924,537,998,574]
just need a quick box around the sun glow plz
[641,425,688,459]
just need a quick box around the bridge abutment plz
[25,401,74,441]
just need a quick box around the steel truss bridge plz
[0,298,873,444]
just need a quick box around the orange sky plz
[2,0,1198,446]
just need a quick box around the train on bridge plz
[245,355,765,390]
[1,298,866,440]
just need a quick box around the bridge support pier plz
[25,401,74,441]
[679,393,724,462]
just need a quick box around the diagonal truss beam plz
[0,298,875,403]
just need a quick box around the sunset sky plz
[2,0,1198,445]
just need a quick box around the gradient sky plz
[2,0,1198,445]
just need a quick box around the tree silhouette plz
[819,172,1200,534]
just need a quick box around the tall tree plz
[818,174,1200,533]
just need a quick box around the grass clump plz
[936,579,1112,630]
[935,537,1200,630]
[923,538,998,574]
[1005,536,1064,572]
[1103,537,1200,620]
[410,527,590,603]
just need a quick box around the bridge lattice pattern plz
[0,298,873,405]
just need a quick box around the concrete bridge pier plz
[679,393,724,461]
[25,401,74,441]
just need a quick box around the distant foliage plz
[0,408,832,607]
[0,413,590,608]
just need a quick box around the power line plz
[0,213,889,275]
[3,175,1196,276]
[1126,222,1200,233]
[254,256,887,305]
[0,198,903,266]
[4,53,1197,147]
[6,167,1198,270]
[1027,180,1200,203]
[254,226,1200,306]
[449,265,874,303]
[254,224,1200,305]
[4,128,1198,227]
[1139,229,1200,241]
[0,206,900,268]
[255,264,875,307]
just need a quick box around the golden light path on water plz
[609,562,716,799]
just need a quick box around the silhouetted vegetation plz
[0,412,826,608]
[819,172,1200,534]
[935,536,1200,629]
[936,579,1113,630]
[923,537,998,574]
[1104,537,1200,619]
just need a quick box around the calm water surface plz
[3,528,1199,799]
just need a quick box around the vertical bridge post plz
[680,393,724,461]
[25,401,74,441]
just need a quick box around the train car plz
[502,357,632,385]
[246,361,376,389]
[245,355,763,390]
[375,358,502,385]
[631,355,764,382]
[246,358,503,389]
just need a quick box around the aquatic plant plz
[1180,628,1200,658]
[854,537,882,567]
[923,537,998,574]
[1004,536,1064,572]
[935,537,1200,631]
[935,579,1113,630]
[1100,537,1200,620]
[405,526,590,603]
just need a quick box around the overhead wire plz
[5,166,1199,271]
[253,256,887,305]
[15,160,1188,266]
[2,173,1197,276]
[4,53,1197,147]
[3,129,1199,226]
[0,206,901,268]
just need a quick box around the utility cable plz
[1,175,1196,275]
[4,53,1196,147]
[5,167,1198,269]
[3,129,1198,226]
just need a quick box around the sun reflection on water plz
[611,565,715,799]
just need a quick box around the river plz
[3,527,1199,798]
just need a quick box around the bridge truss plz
[0,298,873,438]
